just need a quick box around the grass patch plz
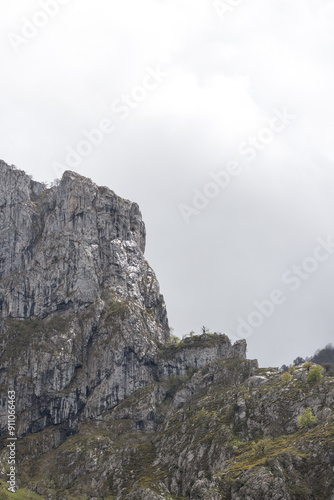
[0,480,43,499]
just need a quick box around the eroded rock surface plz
[0,162,333,500]
[0,163,245,438]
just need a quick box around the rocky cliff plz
[0,160,171,437]
[0,161,333,499]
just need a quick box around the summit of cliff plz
[0,161,150,321]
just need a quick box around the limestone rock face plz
[0,162,245,441]
[0,161,170,436]
[230,467,290,499]
[158,335,247,378]
[2,357,333,500]
[0,161,148,319]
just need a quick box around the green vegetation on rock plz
[281,371,292,383]
[306,365,323,383]
[298,408,317,429]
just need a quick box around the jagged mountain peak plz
[0,160,149,319]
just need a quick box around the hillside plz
[0,162,333,499]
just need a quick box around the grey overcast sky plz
[1,0,334,367]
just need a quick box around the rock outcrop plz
[0,162,246,438]
[0,161,149,319]
[0,160,174,438]
[0,161,333,499]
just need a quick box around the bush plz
[253,437,271,457]
[311,343,334,365]
[293,356,305,366]
[302,361,313,371]
[298,408,317,429]
[323,363,334,376]
[186,366,198,379]
[167,335,181,346]
[289,483,312,498]
[281,371,292,383]
[166,375,181,397]
[306,365,323,383]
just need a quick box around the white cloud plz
[1,0,333,366]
